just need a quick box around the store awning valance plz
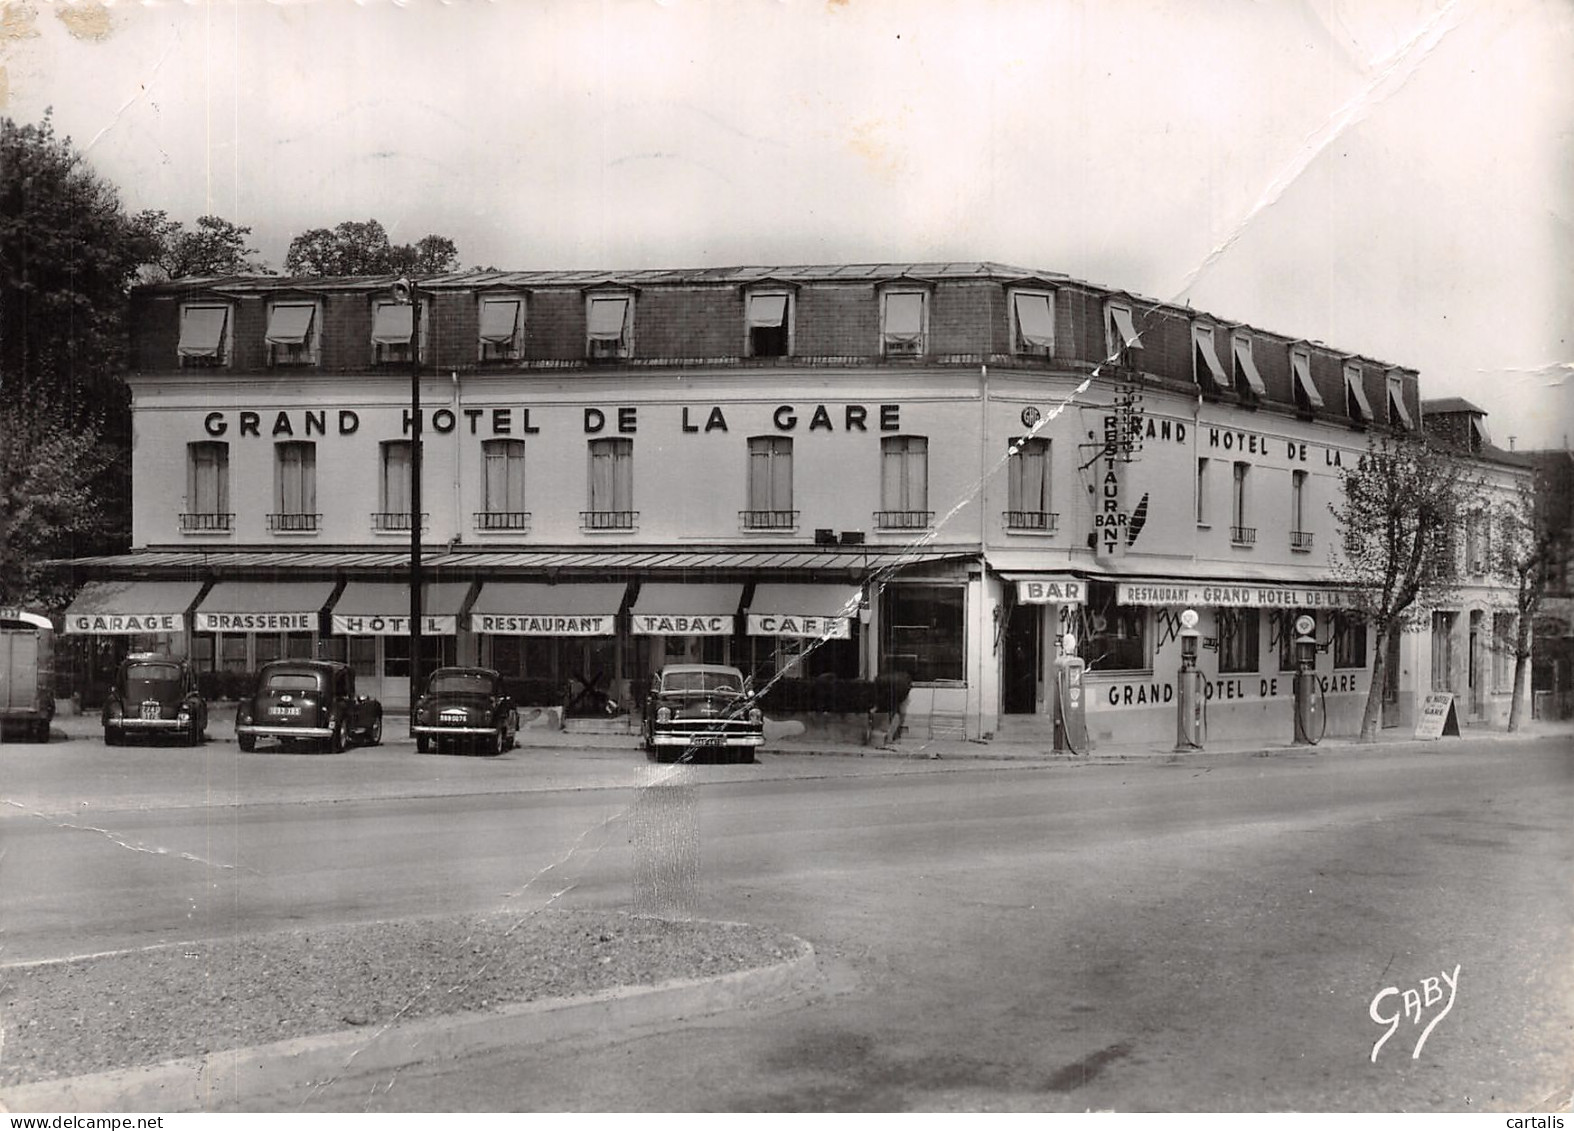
[478,297,521,343]
[63,581,205,635]
[331,581,469,636]
[746,294,787,329]
[747,583,860,639]
[177,305,228,358]
[469,582,626,636]
[370,302,414,344]
[1114,581,1358,609]
[264,303,315,346]
[195,580,337,633]
[631,583,741,636]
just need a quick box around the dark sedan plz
[642,663,764,763]
[236,660,383,753]
[103,654,207,746]
[411,666,519,755]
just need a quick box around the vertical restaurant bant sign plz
[332,613,457,636]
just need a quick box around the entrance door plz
[1001,603,1040,714]
[1468,610,1484,717]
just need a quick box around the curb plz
[0,936,817,1113]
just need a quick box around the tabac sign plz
[632,614,734,636]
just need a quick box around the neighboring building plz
[57,263,1528,743]
[1523,446,1574,717]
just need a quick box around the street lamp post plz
[393,277,423,714]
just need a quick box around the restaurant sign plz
[468,614,614,636]
[1116,582,1358,609]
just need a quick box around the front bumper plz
[236,723,333,739]
[107,717,190,732]
[411,723,499,737]
[649,730,764,748]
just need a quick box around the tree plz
[284,219,458,276]
[1488,480,1555,732]
[140,212,270,279]
[1330,432,1478,741]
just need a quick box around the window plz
[744,436,794,529]
[878,436,930,529]
[1291,346,1324,412]
[1105,300,1142,367]
[478,295,524,361]
[265,301,319,366]
[586,294,632,360]
[1465,513,1484,574]
[1431,611,1456,690]
[1010,290,1055,357]
[1231,462,1254,545]
[1005,437,1053,530]
[1275,611,1302,672]
[1344,362,1374,425]
[177,303,231,367]
[1386,371,1414,429]
[272,441,317,532]
[1492,612,1516,692]
[881,290,928,357]
[479,439,529,530]
[375,441,425,531]
[880,584,964,683]
[745,292,791,358]
[371,299,424,365]
[1192,323,1232,394]
[1290,470,1312,550]
[1216,608,1259,674]
[1231,331,1267,400]
[585,437,634,529]
[1333,611,1367,669]
[183,441,231,531]
[1079,580,1147,672]
[1196,457,1209,525]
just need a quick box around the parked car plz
[102,653,207,746]
[411,666,519,755]
[236,660,382,753]
[642,663,764,763]
[0,608,55,743]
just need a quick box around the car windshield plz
[661,671,741,695]
[430,672,496,695]
[266,672,322,691]
[125,664,181,699]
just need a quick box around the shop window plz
[265,301,320,366]
[586,294,632,360]
[877,436,931,529]
[1231,331,1267,400]
[1387,371,1414,430]
[286,632,314,660]
[370,299,425,365]
[255,634,283,666]
[1217,608,1259,674]
[1431,611,1456,689]
[585,437,635,529]
[1192,322,1232,395]
[1492,612,1515,692]
[271,441,318,532]
[1231,462,1254,546]
[1105,300,1142,368]
[744,436,795,529]
[746,292,791,358]
[1291,346,1323,412]
[375,441,424,531]
[1344,362,1374,426]
[183,442,232,532]
[1010,290,1055,357]
[192,633,216,673]
[880,584,964,683]
[479,439,529,531]
[1079,580,1147,673]
[383,634,454,681]
[1195,458,1209,526]
[881,290,927,357]
[177,302,231,367]
[221,634,248,673]
[478,295,524,361]
[1005,437,1054,531]
[1332,611,1367,669]
[1274,611,1300,673]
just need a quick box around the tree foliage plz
[1330,432,1478,740]
[1487,480,1555,731]
[139,212,270,280]
[283,220,458,276]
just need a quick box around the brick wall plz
[795,283,877,356]
[636,286,741,358]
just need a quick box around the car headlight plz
[656,707,671,723]
[178,708,191,721]
[749,707,763,724]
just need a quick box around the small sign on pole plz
[1414,692,1461,739]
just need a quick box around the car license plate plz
[273,705,302,717]
[441,709,466,721]
[141,702,160,721]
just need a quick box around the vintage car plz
[642,663,765,763]
[411,666,519,755]
[102,653,207,746]
[235,660,383,753]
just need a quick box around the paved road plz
[3,731,1572,1111]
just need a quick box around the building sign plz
[1094,671,1364,708]
[64,613,183,635]
[746,614,851,639]
[1015,578,1088,604]
[468,614,614,636]
[632,614,733,636]
[331,614,457,636]
[1414,692,1461,739]
[1083,383,1147,560]
[195,612,315,632]
[1116,582,1358,609]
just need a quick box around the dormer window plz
[478,294,524,362]
[881,290,928,357]
[1386,371,1414,430]
[1291,346,1323,412]
[265,300,320,366]
[1192,322,1231,395]
[1010,290,1055,357]
[1105,300,1142,368]
[586,294,633,361]
[1344,362,1374,425]
[371,299,425,365]
[1231,331,1267,402]
[745,291,792,358]
[1469,415,1488,454]
[177,302,232,367]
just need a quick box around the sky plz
[2,0,1570,449]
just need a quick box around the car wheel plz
[489,726,505,757]
[33,720,50,743]
[366,714,383,746]
[328,717,347,754]
[104,728,122,747]
[237,732,256,753]
[416,733,432,754]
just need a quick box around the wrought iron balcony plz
[1004,510,1059,532]
[1290,530,1315,552]
[179,512,234,532]
[371,511,429,532]
[581,509,637,531]
[1230,525,1257,546]
[474,510,532,531]
[268,512,321,532]
[874,510,935,530]
[739,509,799,530]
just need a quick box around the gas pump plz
[1292,613,1325,745]
[1175,608,1204,751]
[1053,632,1089,754]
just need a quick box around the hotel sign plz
[469,614,614,636]
[332,614,458,636]
[1116,583,1358,609]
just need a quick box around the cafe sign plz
[1116,582,1358,609]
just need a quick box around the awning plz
[264,303,315,345]
[1002,573,1087,604]
[631,583,741,636]
[1387,376,1414,429]
[747,583,860,639]
[63,581,205,635]
[587,297,629,341]
[177,305,228,358]
[1194,327,1232,389]
[194,580,337,633]
[469,581,626,636]
[884,292,924,344]
[1345,366,1374,422]
[1013,293,1054,348]
[1109,304,1141,351]
[746,294,787,329]
[370,302,414,344]
[331,581,469,635]
[478,297,520,343]
[1115,581,1358,609]
[1232,336,1268,396]
[1291,351,1324,409]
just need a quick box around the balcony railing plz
[1290,530,1315,552]
[474,510,532,531]
[268,512,321,533]
[739,509,799,530]
[371,511,429,532]
[1230,525,1257,546]
[1004,510,1059,532]
[581,509,637,531]
[874,510,935,530]
[179,512,234,532]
